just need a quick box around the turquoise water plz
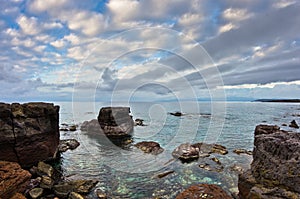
[57,101,300,198]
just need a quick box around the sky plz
[0,0,300,102]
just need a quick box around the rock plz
[95,189,107,199]
[0,102,60,167]
[40,176,55,189]
[134,141,164,155]
[0,161,31,199]
[59,139,80,152]
[98,107,134,137]
[156,170,175,178]
[233,149,253,155]
[289,120,299,128]
[238,124,300,198]
[282,123,287,126]
[53,179,98,197]
[29,188,43,199]
[230,164,244,174]
[37,161,54,178]
[69,192,85,199]
[10,193,27,199]
[192,142,228,155]
[199,163,224,172]
[176,184,232,199]
[80,119,102,133]
[170,112,183,116]
[172,143,199,162]
[211,157,221,165]
[134,118,145,126]
[60,124,77,131]
[69,125,77,131]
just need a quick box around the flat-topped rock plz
[0,102,59,167]
[134,141,164,155]
[97,107,134,137]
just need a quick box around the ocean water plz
[57,101,300,198]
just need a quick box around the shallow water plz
[57,101,300,198]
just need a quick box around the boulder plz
[289,120,299,129]
[238,124,300,198]
[172,143,199,162]
[134,141,164,155]
[0,102,60,167]
[58,139,80,152]
[0,161,32,199]
[176,184,232,199]
[98,107,134,137]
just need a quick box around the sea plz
[56,101,300,198]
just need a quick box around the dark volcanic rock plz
[98,107,134,137]
[134,141,164,155]
[172,143,199,162]
[176,184,232,199]
[0,102,59,167]
[170,112,183,116]
[238,124,300,198]
[0,161,32,199]
[289,119,299,129]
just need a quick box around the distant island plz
[254,99,300,103]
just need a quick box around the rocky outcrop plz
[0,161,32,199]
[289,119,299,129]
[0,102,59,167]
[172,143,200,162]
[98,107,134,137]
[134,141,164,155]
[176,184,232,199]
[238,124,300,198]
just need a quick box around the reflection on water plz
[58,101,300,198]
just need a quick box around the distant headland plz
[254,99,300,103]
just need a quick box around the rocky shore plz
[1,103,300,198]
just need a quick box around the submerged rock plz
[289,119,299,129]
[238,124,300,198]
[156,170,175,179]
[53,179,98,197]
[0,102,60,167]
[134,141,164,155]
[58,139,80,152]
[233,149,252,155]
[192,142,228,155]
[98,107,134,137]
[172,143,199,162]
[176,184,232,199]
[0,161,32,199]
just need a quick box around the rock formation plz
[97,107,134,137]
[0,102,59,167]
[238,124,300,198]
[0,161,31,199]
[176,184,232,199]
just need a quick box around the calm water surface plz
[57,101,300,198]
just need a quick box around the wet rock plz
[289,119,299,128]
[69,125,77,131]
[95,189,107,199]
[0,102,60,167]
[211,157,221,165]
[134,118,145,126]
[37,161,54,178]
[176,184,232,199]
[238,124,300,198]
[53,179,99,197]
[10,193,27,199]
[134,141,164,155]
[170,112,183,116]
[233,149,253,155]
[29,188,43,199]
[59,139,80,152]
[156,170,175,178]
[230,164,244,174]
[172,143,199,162]
[60,124,77,131]
[40,176,55,189]
[80,119,102,133]
[281,123,287,126]
[0,161,31,199]
[199,163,224,172]
[98,107,134,137]
[69,192,84,199]
[192,142,228,155]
